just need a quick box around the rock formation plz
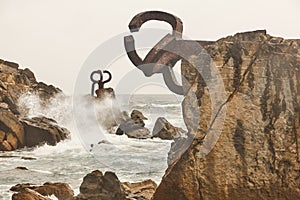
[11,182,74,200]
[21,117,70,147]
[95,87,115,99]
[76,170,126,200]
[123,179,157,200]
[11,170,157,200]
[77,170,157,200]
[0,59,70,151]
[116,109,150,139]
[152,117,187,140]
[153,31,300,199]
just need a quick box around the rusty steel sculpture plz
[124,11,202,95]
[124,11,184,95]
[90,70,112,96]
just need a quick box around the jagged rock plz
[0,140,12,151]
[15,166,28,170]
[152,117,187,140]
[6,132,18,150]
[76,170,126,200]
[0,59,18,73]
[125,127,151,139]
[21,156,37,160]
[0,102,8,109]
[10,183,33,192]
[0,130,5,142]
[12,188,51,200]
[0,59,70,151]
[130,109,147,127]
[0,114,70,151]
[20,68,36,83]
[0,107,25,146]
[97,139,112,145]
[11,182,74,200]
[167,136,193,165]
[31,82,61,101]
[153,30,300,199]
[21,116,70,147]
[116,110,150,139]
[0,90,20,114]
[10,171,156,200]
[95,87,115,99]
[33,182,74,200]
[123,179,157,200]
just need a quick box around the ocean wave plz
[151,103,181,108]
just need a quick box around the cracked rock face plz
[153,30,300,199]
[0,59,69,151]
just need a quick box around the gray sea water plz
[0,94,186,199]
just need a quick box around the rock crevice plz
[153,30,300,200]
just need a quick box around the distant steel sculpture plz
[90,70,112,96]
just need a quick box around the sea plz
[0,94,186,199]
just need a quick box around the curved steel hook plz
[128,11,183,36]
[90,70,103,96]
[102,70,112,84]
[124,34,177,76]
[90,70,103,83]
[124,11,183,71]
[124,11,185,95]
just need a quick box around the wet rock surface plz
[116,109,151,139]
[153,30,300,199]
[11,170,157,200]
[95,87,115,99]
[12,188,52,200]
[21,117,70,147]
[77,170,157,200]
[152,117,187,140]
[11,182,74,200]
[0,59,70,151]
[167,136,193,165]
[76,170,126,200]
[123,179,157,200]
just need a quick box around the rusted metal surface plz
[128,11,183,36]
[124,11,186,95]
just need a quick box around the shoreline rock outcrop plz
[116,109,151,139]
[11,182,74,200]
[153,30,300,199]
[11,170,157,200]
[0,59,70,151]
[152,117,187,140]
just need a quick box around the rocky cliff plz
[0,59,70,151]
[153,30,300,199]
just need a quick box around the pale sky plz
[0,0,299,94]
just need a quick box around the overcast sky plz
[0,0,299,94]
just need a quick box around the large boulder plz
[116,110,151,139]
[11,182,74,200]
[95,87,115,99]
[130,109,147,127]
[167,136,193,165]
[12,188,51,200]
[11,171,156,200]
[76,170,126,200]
[0,107,25,146]
[152,117,187,140]
[21,117,70,147]
[0,59,70,151]
[32,182,74,200]
[153,31,300,199]
[123,179,157,200]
